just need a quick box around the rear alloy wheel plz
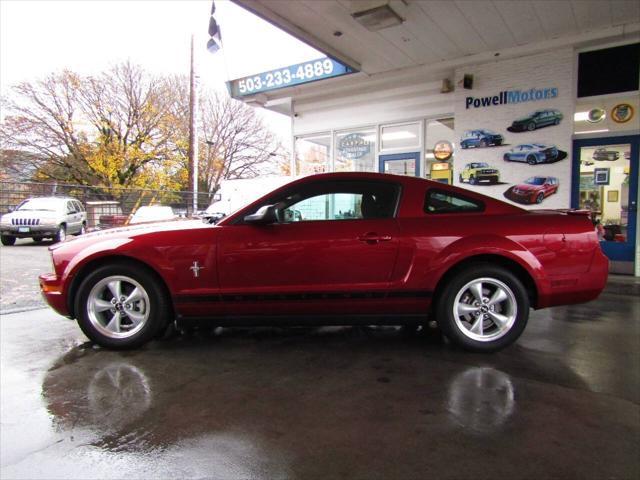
[527,122,536,131]
[54,225,66,243]
[77,223,87,236]
[480,140,488,148]
[1,235,16,246]
[76,264,171,349]
[436,264,529,352]
[526,155,537,165]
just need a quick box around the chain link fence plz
[0,181,211,229]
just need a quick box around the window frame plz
[234,179,403,225]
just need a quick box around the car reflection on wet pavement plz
[1,287,639,479]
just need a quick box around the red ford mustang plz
[39,172,608,352]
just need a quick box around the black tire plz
[554,118,560,126]
[503,154,511,162]
[469,176,477,185]
[75,263,171,349]
[527,122,536,131]
[526,155,537,165]
[54,224,66,243]
[33,237,44,243]
[1,235,16,246]
[77,222,87,236]
[459,174,463,183]
[480,140,487,148]
[435,264,529,352]
[535,193,544,204]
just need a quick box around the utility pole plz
[188,34,199,214]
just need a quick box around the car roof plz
[22,196,78,203]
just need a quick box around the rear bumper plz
[39,273,70,317]
[537,248,609,308]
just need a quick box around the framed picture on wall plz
[593,168,610,185]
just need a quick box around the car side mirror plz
[244,205,279,225]
[8,206,14,212]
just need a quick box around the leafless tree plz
[198,91,287,196]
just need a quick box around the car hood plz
[514,184,542,192]
[50,219,210,251]
[2,210,60,221]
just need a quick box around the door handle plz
[358,232,393,244]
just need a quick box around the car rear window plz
[424,189,484,214]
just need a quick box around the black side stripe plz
[175,290,432,304]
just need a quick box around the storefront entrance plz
[379,152,421,177]
[572,135,639,274]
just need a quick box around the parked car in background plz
[129,205,176,224]
[503,143,559,165]
[592,148,619,161]
[39,172,608,353]
[509,109,563,132]
[459,162,500,185]
[98,213,129,229]
[460,129,504,149]
[0,197,86,245]
[504,177,559,204]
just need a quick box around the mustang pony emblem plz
[190,261,204,278]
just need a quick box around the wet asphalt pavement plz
[1,282,639,479]
[0,240,54,313]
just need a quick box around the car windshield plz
[525,177,546,185]
[17,199,60,212]
[471,163,488,168]
[481,130,497,135]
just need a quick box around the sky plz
[0,0,322,141]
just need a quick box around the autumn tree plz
[1,63,289,200]
[0,62,185,191]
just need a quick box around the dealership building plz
[228,0,639,275]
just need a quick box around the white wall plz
[453,49,575,209]
[292,73,454,136]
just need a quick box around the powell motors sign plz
[465,87,559,109]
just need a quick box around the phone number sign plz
[228,57,355,97]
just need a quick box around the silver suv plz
[0,197,87,246]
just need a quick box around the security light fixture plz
[351,3,404,31]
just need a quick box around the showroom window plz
[380,122,421,151]
[294,133,331,176]
[335,127,377,172]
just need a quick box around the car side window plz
[245,180,401,224]
[424,189,484,214]
[66,201,76,214]
[285,192,365,221]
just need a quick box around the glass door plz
[379,152,421,177]
[572,136,639,274]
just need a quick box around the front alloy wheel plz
[76,263,171,349]
[436,265,529,352]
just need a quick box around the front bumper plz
[504,190,536,204]
[1,225,58,238]
[39,273,70,317]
